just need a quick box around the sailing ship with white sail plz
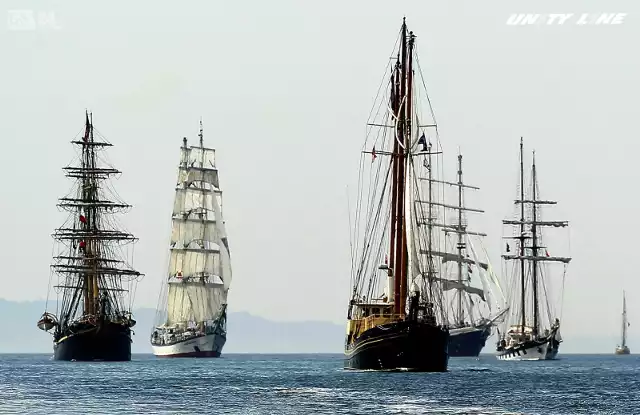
[496,138,571,361]
[439,153,507,357]
[615,291,630,355]
[151,121,232,358]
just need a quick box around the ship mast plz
[622,291,627,348]
[455,154,464,325]
[531,151,540,336]
[392,18,407,316]
[392,19,414,316]
[518,138,526,332]
[502,138,572,336]
[52,111,142,330]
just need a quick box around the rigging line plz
[346,185,356,285]
[362,31,402,152]
[354,161,392,285]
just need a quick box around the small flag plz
[83,112,90,142]
[372,146,377,162]
[545,249,550,257]
[384,254,388,265]
[506,243,510,252]
[79,240,86,249]
[79,215,87,223]
[417,133,428,152]
[468,264,473,273]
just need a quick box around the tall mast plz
[389,60,400,309]
[622,291,627,347]
[519,138,526,331]
[393,18,408,316]
[456,153,464,325]
[399,28,415,313]
[501,138,572,336]
[52,111,142,330]
[198,118,207,283]
[531,151,540,336]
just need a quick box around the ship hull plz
[152,332,226,358]
[615,346,630,355]
[53,322,132,361]
[496,336,559,361]
[448,325,491,357]
[344,320,449,372]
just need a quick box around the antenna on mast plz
[199,118,204,147]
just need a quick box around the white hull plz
[152,332,226,357]
[497,340,559,361]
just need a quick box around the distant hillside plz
[0,299,633,354]
[0,299,344,354]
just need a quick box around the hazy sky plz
[1,0,639,344]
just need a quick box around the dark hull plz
[448,325,491,357]
[344,320,449,372]
[54,322,132,361]
[155,350,221,358]
[615,347,630,355]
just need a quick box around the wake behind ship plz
[36,112,143,361]
[344,19,449,372]
[151,121,233,358]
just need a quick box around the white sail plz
[210,179,233,292]
[166,281,225,326]
[170,218,219,246]
[178,167,219,188]
[168,248,220,278]
[154,135,233,329]
[173,187,223,217]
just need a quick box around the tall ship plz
[151,121,232,358]
[37,112,143,361]
[496,138,571,361]
[344,18,450,372]
[440,153,508,357]
[615,291,630,355]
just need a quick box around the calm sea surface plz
[0,353,638,414]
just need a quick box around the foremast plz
[163,120,232,329]
[502,138,571,338]
[40,111,142,335]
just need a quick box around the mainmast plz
[622,291,628,347]
[390,19,415,316]
[531,151,540,335]
[456,154,464,325]
[392,18,408,316]
[518,138,526,332]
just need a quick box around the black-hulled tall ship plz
[37,112,143,361]
[615,291,630,355]
[344,18,449,372]
[496,138,571,361]
[440,153,508,357]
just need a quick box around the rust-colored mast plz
[388,60,400,308]
[399,30,415,315]
[393,19,408,316]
